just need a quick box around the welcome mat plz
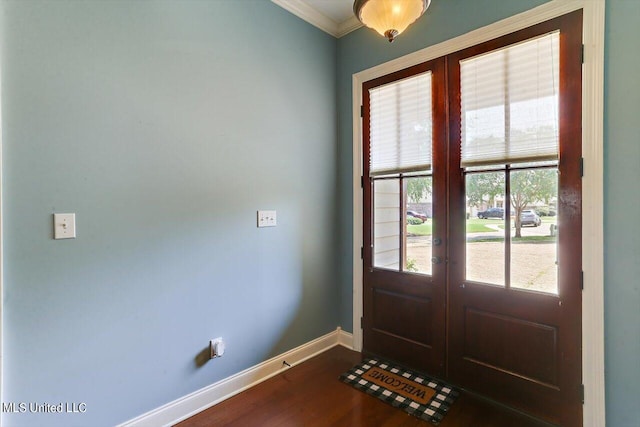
[339,358,459,425]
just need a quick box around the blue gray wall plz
[3,0,639,426]
[603,1,640,426]
[336,0,640,426]
[1,1,338,426]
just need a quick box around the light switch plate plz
[54,213,76,239]
[257,210,277,228]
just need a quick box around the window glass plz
[404,176,433,275]
[373,178,400,270]
[510,168,558,294]
[465,171,506,286]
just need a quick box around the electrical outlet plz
[209,337,225,359]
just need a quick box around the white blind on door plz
[460,32,560,167]
[369,72,432,176]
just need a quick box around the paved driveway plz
[407,221,558,294]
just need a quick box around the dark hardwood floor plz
[176,345,553,427]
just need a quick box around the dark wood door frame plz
[361,10,584,426]
[352,2,605,424]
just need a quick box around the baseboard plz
[337,327,354,349]
[118,327,353,427]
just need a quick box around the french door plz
[362,11,583,426]
[362,58,448,376]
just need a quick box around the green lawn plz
[466,219,499,232]
[494,217,557,230]
[407,219,496,236]
[406,217,557,238]
[406,222,432,235]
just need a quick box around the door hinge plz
[580,384,585,404]
[360,316,364,329]
[361,246,364,259]
[580,157,585,177]
[360,105,364,117]
[361,176,364,188]
[581,271,584,290]
[581,44,585,64]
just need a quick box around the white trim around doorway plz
[351,1,605,425]
[0,54,4,417]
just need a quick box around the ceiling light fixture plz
[353,0,431,43]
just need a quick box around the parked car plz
[407,210,428,223]
[477,207,504,219]
[520,209,542,227]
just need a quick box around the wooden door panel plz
[462,307,558,386]
[364,270,445,375]
[448,274,579,424]
[372,289,433,345]
[368,268,433,297]
[450,288,567,422]
[366,329,436,375]
[454,358,564,426]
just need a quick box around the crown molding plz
[337,16,363,38]
[272,0,363,38]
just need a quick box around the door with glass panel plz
[362,11,583,426]
[362,59,447,376]
[447,12,583,426]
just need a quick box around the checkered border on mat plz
[339,358,459,425]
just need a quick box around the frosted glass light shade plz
[354,0,430,42]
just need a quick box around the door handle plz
[433,237,442,246]
[431,256,442,264]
